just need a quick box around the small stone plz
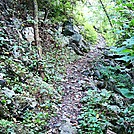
[0,79,6,87]
[81,70,91,76]
[97,81,105,88]
[59,121,77,134]
[2,87,16,98]
[93,70,101,78]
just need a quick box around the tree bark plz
[33,0,45,79]
[33,0,42,59]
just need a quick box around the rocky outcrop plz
[62,20,90,55]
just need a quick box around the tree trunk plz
[33,0,45,79]
[33,0,42,59]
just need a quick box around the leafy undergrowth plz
[0,49,80,134]
[0,1,134,133]
[78,56,134,134]
[0,19,81,133]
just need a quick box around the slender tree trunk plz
[33,0,42,59]
[33,0,45,79]
[99,0,113,28]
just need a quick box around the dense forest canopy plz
[0,0,133,134]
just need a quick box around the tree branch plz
[99,0,113,28]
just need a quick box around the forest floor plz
[48,35,107,134]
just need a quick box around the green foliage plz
[78,89,110,134]
[111,36,134,63]
[73,2,98,44]
[0,119,14,128]
[99,65,132,89]
[73,2,87,25]
[23,111,50,129]
[37,0,76,22]
[78,63,134,133]
[43,47,80,83]
[110,0,134,64]
[78,87,134,133]
[118,88,134,99]
[82,23,98,44]
[0,119,15,133]
[78,109,104,134]
[113,0,134,39]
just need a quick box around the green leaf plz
[116,56,134,62]
[115,7,124,11]
[125,3,133,8]
[130,19,134,26]
[121,49,132,53]
[118,88,134,99]
[0,37,5,41]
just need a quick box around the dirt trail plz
[48,35,106,134]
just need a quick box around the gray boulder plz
[62,22,75,36]
[62,20,90,55]
[70,33,82,45]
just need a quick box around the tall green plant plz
[111,0,134,63]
